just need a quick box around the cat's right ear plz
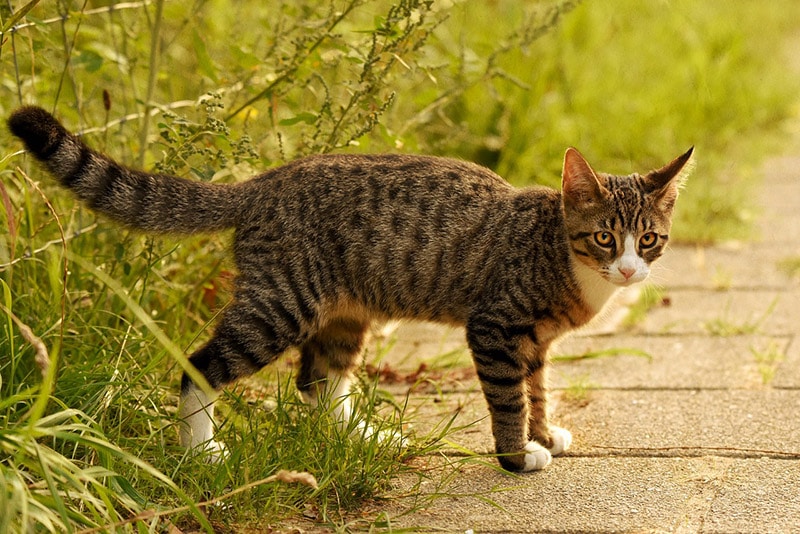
[562,147,606,208]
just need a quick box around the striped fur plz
[8,106,692,471]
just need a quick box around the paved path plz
[367,138,800,532]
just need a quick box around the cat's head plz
[561,147,694,287]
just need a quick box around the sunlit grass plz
[1,0,800,531]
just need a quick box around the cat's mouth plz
[605,271,648,287]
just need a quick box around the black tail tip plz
[7,106,69,160]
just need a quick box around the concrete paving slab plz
[375,332,790,396]
[382,456,751,533]
[653,244,799,290]
[773,336,800,389]
[638,288,794,336]
[559,389,800,457]
[551,335,789,390]
[402,389,800,459]
[701,459,800,533]
[383,456,800,533]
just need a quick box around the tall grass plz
[1,0,799,531]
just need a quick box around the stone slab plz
[559,389,800,457]
[701,458,800,533]
[638,288,796,336]
[653,244,799,290]
[401,389,800,458]
[773,335,800,389]
[551,334,790,390]
[382,456,800,533]
[374,331,793,396]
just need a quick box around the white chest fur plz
[571,257,621,314]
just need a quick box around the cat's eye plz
[639,232,658,248]
[593,231,615,247]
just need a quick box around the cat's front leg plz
[466,315,551,472]
[526,364,573,457]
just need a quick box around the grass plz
[559,373,597,407]
[702,298,779,337]
[621,285,666,330]
[777,256,800,279]
[1,0,800,531]
[749,340,785,386]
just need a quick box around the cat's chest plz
[533,258,619,341]
[571,259,620,313]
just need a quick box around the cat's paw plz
[192,439,227,463]
[352,420,408,448]
[547,426,572,456]
[522,441,553,471]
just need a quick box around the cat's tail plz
[8,106,249,234]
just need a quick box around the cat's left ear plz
[646,146,695,212]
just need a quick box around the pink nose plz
[618,267,636,280]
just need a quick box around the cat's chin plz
[609,277,644,288]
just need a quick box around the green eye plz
[594,231,615,247]
[640,232,658,248]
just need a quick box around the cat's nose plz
[618,267,636,280]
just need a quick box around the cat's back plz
[239,152,520,239]
[256,152,514,203]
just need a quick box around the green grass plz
[749,340,785,386]
[621,285,666,330]
[703,298,779,337]
[2,0,800,531]
[777,256,800,279]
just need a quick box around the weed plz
[553,347,653,364]
[703,298,778,337]
[712,267,734,291]
[777,256,800,279]
[622,285,666,330]
[560,373,598,406]
[749,340,785,386]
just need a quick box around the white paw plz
[548,426,572,456]
[522,441,552,471]
[194,439,227,463]
[353,420,408,448]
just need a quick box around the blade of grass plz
[65,250,214,399]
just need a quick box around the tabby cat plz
[8,106,693,472]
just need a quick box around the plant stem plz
[138,0,165,167]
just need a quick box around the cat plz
[8,105,693,472]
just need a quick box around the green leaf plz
[192,28,219,83]
[279,112,317,126]
[75,50,104,73]
[0,0,41,34]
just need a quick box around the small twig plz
[0,303,49,378]
[0,223,98,270]
[2,1,152,35]
[138,0,165,167]
[79,100,196,136]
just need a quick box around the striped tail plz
[8,106,248,234]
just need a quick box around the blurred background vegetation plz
[1,0,799,531]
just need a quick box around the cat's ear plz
[646,147,695,212]
[562,147,607,208]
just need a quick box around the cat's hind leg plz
[179,284,312,456]
[296,317,370,425]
